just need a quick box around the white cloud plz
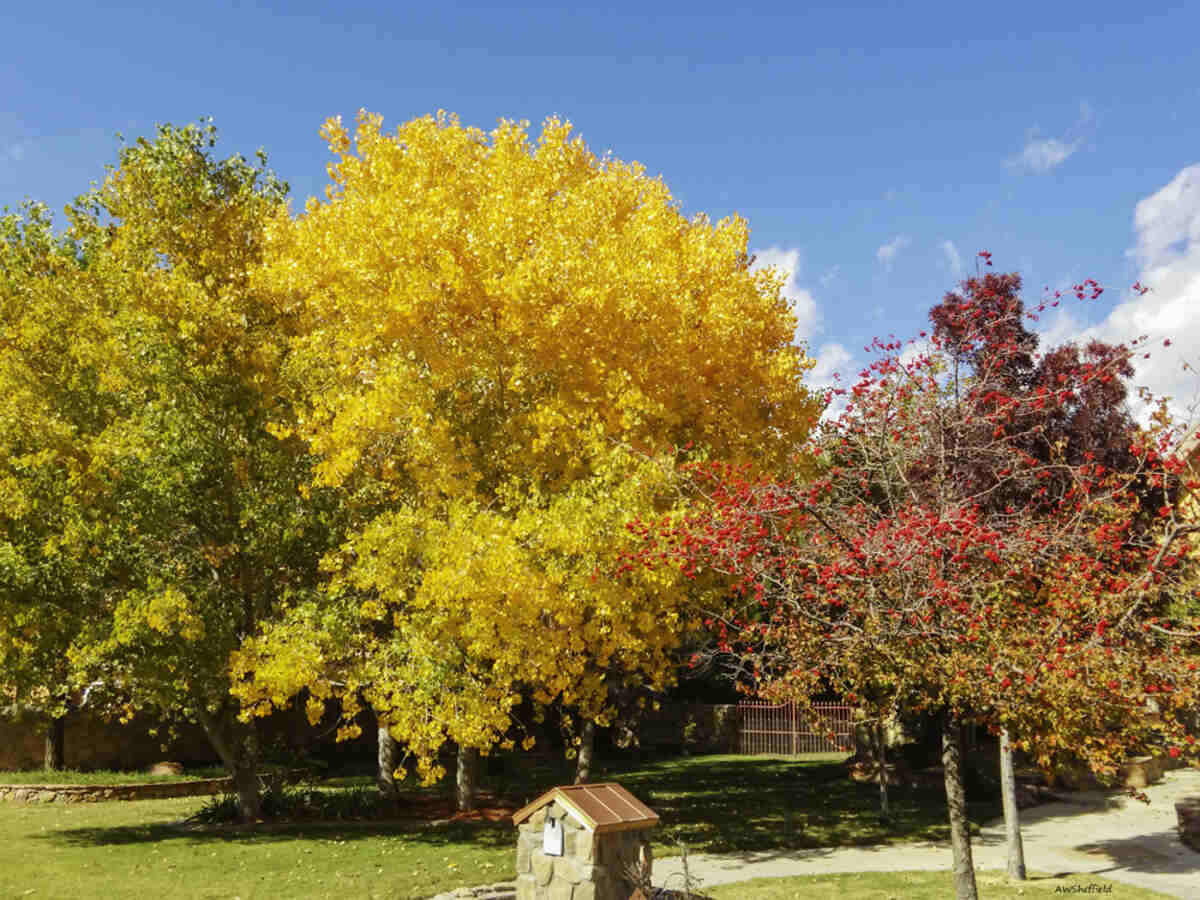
[818,265,840,288]
[1131,165,1200,267]
[876,234,911,270]
[1007,101,1095,174]
[809,342,853,386]
[1051,164,1200,426]
[939,240,964,280]
[1012,137,1078,173]
[754,245,804,282]
[899,339,926,371]
[752,245,822,341]
[787,287,822,342]
[808,341,855,420]
[1033,305,1086,353]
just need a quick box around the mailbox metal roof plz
[511,782,660,834]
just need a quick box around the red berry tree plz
[642,259,1200,900]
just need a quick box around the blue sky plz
[4,1,1199,421]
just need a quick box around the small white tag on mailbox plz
[542,815,564,856]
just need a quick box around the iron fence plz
[736,701,853,755]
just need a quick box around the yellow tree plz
[0,202,114,768]
[38,123,338,821]
[235,111,822,795]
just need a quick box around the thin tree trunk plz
[377,725,400,806]
[197,705,262,823]
[43,714,66,771]
[575,719,596,784]
[876,720,890,819]
[999,727,1027,880]
[942,712,979,900]
[456,745,479,813]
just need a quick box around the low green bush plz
[187,783,391,824]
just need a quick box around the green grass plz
[594,753,1002,856]
[707,871,1176,899]
[0,766,228,785]
[318,751,1000,855]
[0,796,513,899]
[0,752,1010,898]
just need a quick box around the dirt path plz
[654,767,1200,898]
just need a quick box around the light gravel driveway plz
[654,767,1200,899]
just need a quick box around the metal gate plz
[736,701,853,755]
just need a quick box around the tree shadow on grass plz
[605,755,1003,855]
[34,818,515,851]
[34,753,1007,858]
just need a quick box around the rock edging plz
[0,777,233,804]
[429,883,517,900]
[426,886,714,900]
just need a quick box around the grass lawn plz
[708,871,1177,898]
[0,767,228,785]
[0,796,513,899]
[0,752,1009,898]
[508,752,1003,856]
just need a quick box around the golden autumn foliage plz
[2,123,341,819]
[235,111,822,778]
[0,203,104,720]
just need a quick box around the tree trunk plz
[456,745,479,813]
[377,725,400,806]
[575,719,596,784]
[43,714,66,771]
[999,727,1027,880]
[231,752,263,822]
[876,720,890,819]
[942,712,979,900]
[197,705,262,823]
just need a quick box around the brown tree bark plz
[455,745,479,813]
[876,721,890,819]
[43,714,66,771]
[230,751,263,822]
[943,712,979,900]
[999,727,1027,880]
[197,704,262,822]
[575,719,596,784]
[377,725,400,806]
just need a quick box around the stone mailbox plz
[512,782,659,900]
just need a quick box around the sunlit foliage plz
[236,111,822,778]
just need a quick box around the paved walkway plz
[654,767,1200,899]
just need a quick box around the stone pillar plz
[516,801,639,900]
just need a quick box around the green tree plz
[0,202,111,769]
[46,122,335,820]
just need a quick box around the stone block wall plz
[0,715,45,770]
[0,711,215,772]
[0,702,376,773]
[515,801,653,900]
